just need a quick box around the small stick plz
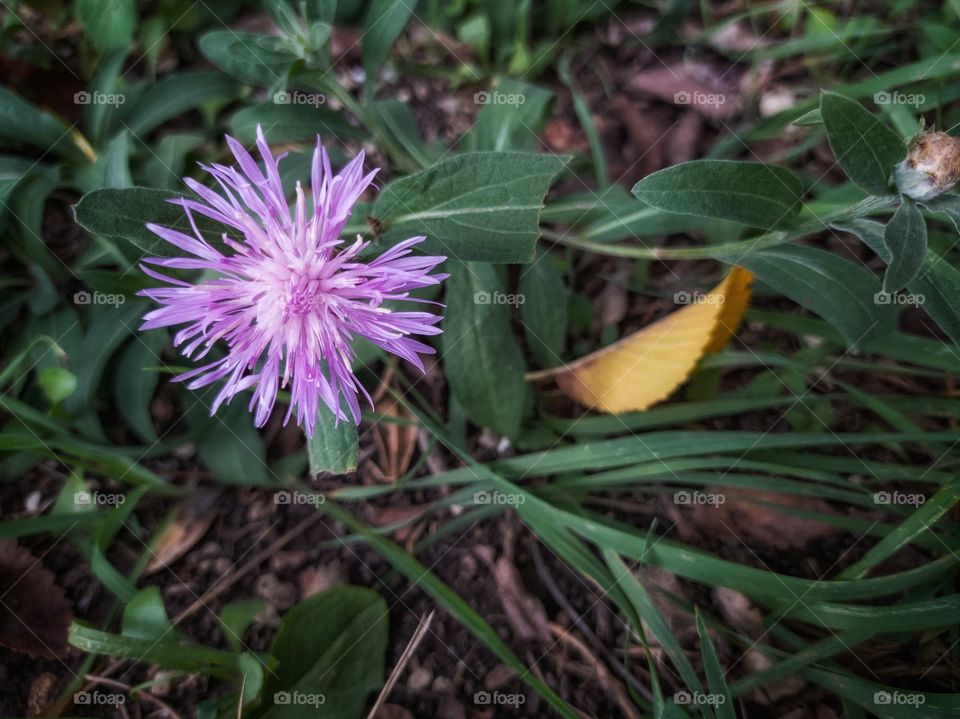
[365,610,435,719]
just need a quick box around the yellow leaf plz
[533,267,753,414]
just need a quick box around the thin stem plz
[543,195,898,260]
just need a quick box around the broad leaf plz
[76,0,135,51]
[307,405,359,476]
[737,244,896,347]
[631,160,804,229]
[74,187,232,258]
[820,91,904,195]
[261,586,388,719]
[519,252,568,367]
[122,71,237,136]
[442,262,528,437]
[371,152,568,263]
[199,31,296,87]
[882,197,927,292]
[229,102,364,143]
[837,218,960,345]
[0,87,88,161]
[537,268,752,413]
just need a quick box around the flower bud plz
[894,131,960,201]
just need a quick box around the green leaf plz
[229,101,364,144]
[122,586,175,641]
[362,0,416,98]
[631,159,804,230]
[371,151,568,263]
[37,367,77,405]
[74,187,232,258]
[261,586,387,718]
[114,331,166,441]
[76,0,136,51]
[696,609,735,719]
[836,217,960,345]
[182,384,270,486]
[367,100,435,169]
[69,624,236,673]
[199,31,296,87]
[820,91,904,195]
[464,78,554,152]
[122,71,237,136]
[219,599,268,652]
[0,87,87,162]
[442,262,528,437]
[882,197,927,293]
[307,405,359,476]
[923,193,960,233]
[736,244,896,348]
[519,252,568,367]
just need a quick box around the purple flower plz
[139,127,446,436]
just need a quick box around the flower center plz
[281,274,325,319]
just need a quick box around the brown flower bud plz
[894,131,960,201]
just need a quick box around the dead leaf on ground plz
[628,63,738,120]
[0,541,72,659]
[665,487,843,550]
[145,489,221,575]
[529,267,753,413]
[370,390,419,483]
[371,505,426,547]
[475,547,551,643]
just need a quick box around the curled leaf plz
[532,267,752,413]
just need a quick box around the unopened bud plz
[894,131,960,201]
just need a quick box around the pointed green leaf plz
[820,91,904,195]
[372,151,568,263]
[736,244,896,348]
[882,197,927,293]
[631,160,803,229]
[307,404,359,476]
[442,262,528,437]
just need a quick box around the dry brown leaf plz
[145,489,220,575]
[666,487,842,550]
[371,391,419,483]
[533,267,752,413]
[629,64,737,120]
[0,541,72,659]
[491,557,551,643]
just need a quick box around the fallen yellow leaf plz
[530,267,753,413]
